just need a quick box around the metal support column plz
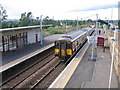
[26,32,28,45]
[11,35,14,47]
[40,15,43,45]
[23,33,25,46]
[7,35,10,51]
[76,17,79,30]
[16,34,18,48]
[2,36,5,52]
[91,14,98,60]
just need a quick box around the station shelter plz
[0,25,50,52]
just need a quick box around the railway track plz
[1,42,88,89]
[1,30,95,89]
[25,59,63,89]
[1,47,55,84]
[1,50,56,89]
[2,56,65,89]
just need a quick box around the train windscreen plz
[60,41,66,56]
[55,41,60,49]
[61,41,66,49]
[66,42,71,49]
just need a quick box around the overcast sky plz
[1,0,119,20]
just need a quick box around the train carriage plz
[54,26,94,61]
[55,38,72,60]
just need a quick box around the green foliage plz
[99,23,103,28]
[19,12,33,26]
[0,4,8,20]
[49,30,64,35]
[87,19,93,22]
[0,4,8,29]
[0,10,95,29]
[1,21,19,28]
[81,24,90,28]
[118,20,120,29]
[44,26,67,35]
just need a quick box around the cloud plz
[70,4,118,12]
[1,0,119,20]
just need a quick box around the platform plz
[1,29,85,73]
[66,46,118,88]
[0,34,65,72]
[49,42,118,88]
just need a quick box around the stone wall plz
[106,30,120,85]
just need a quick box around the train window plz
[61,41,66,49]
[77,41,79,46]
[67,42,71,49]
[55,42,60,49]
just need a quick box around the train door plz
[66,41,72,56]
[55,41,60,55]
[60,41,67,59]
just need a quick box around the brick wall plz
[106,30,120,84]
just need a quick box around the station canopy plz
[97,19,109,25]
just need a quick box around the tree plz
[0,4,7,20]
[87,19,92,22]
[0,4,8,28]
[19,12,33,26]
[45,16,49,19]
[36,17,39,21]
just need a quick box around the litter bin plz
[97,36,104,47]
[97,36,106,52]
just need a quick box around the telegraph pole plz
[76,17,79,30]
[91,14,98,60]
[96,14,98,36]
[40,15,43,45]
[80,18,82,29]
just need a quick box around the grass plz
[43,25,90,36]
[43,26,68,36]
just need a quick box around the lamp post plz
[76,17,79,30]
[91,14,98,60]
[40,15,43,45]
[96,14,98,36]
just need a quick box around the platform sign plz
[87,36,97,44]
[87,36,94,43]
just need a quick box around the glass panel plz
[61,41,66,49]
[67,42,71,49]
[55,41,60,49]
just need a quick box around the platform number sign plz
[87,36,97,44]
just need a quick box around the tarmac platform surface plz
[65,44,118,88]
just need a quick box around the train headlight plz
[55,49,59,54]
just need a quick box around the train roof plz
[67,27,92,39]
[56,37,72,42]
[55,26,94,42]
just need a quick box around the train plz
[54,26,95,61]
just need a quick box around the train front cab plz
[54,40,72,61]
